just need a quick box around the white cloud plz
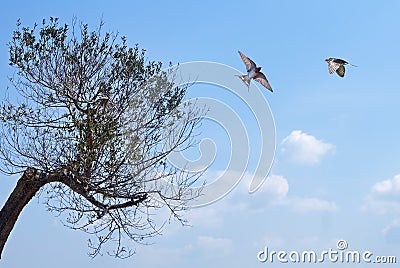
[242,173,289,204]
[186,206,224,229]
[372,175,400,195]
[362,199,400,214]
[363,174,400,214]
[195,170,290,206]
[258,174,336,213]
[184,171,336,231]
[257,174,289,198]
[196,236,233,256]
[243,173,336,213]
[184,173,289,229]
[381,218,400,244]
[257,235,285,248]
[286,197,337,213]
[281,130,335,165]
[382,218,400,235]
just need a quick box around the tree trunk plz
[0,168,47,259]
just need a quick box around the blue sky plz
[1,1,400,267]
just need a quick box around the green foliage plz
[0,17,203,258]
[3,17,184,175]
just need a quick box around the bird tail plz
[349,63,358,67]
[235,74,251,89]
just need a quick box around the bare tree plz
[0,17,204,259]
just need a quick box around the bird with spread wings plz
[325,58,357,77]
[236,51,273,92]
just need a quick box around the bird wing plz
[254,72,273,92]
[327,61,341,74]
[336,65,345,77]
[238,51,256,72]
[334,58,358,67]
[332,58,348,65]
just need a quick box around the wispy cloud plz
[230,172,336,213]
[186,206,224,229]
[184,171,337,233]
[247,174,289,204]
[363,174,400,214]
[382,218,400,235]
[196,236,233,256]
[255,174,337,213]
[280,130,335,165]
[285,197,337,213]
[372,174,400,196]
[382,218,400,244]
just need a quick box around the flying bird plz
[236,51,273,92]
[325,58,357,77]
